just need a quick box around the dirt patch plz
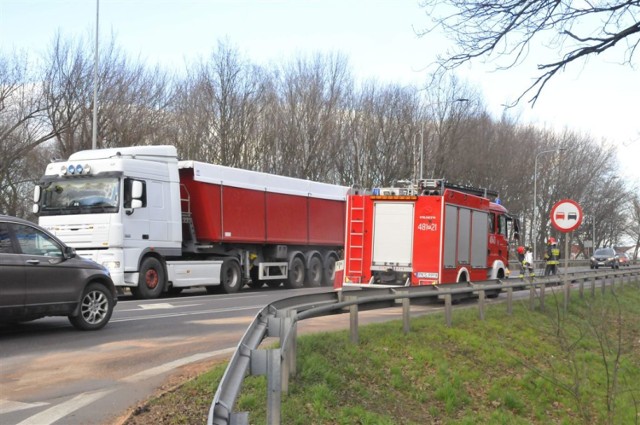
[112,357,227,425]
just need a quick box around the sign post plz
[550,199,584,311]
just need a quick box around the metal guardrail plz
[207,267,640,425]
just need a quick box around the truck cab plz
[34,146,182,297]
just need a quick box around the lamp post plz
[92,0,99,150]
[533,148,566,266]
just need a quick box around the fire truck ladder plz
[347,194,366,281]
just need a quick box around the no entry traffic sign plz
[550,199,583,233]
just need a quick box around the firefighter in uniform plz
[544,237,561,276]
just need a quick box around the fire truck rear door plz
[372,202,414,267]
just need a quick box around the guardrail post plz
[579,278,584,298]
[591,275,596,297]
[402,297,410,334]
[288,310,297,378]
[347,296,359,344]
[529,281,536,311]
[601,275,606,295]
[506,287,513,315]
[250,348,282,424]
[539,281,545,312]
[478,289,485,321]
[444,294,452,327]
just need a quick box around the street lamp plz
[533,148,566,266]
[92,0,99,150]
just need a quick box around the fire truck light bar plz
[370,195,418,201]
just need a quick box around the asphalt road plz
[0,266,621,424]
[0,286,345,425]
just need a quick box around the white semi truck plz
[33,145,348,299]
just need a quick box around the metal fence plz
[207,267,640,425]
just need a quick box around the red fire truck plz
[337,179,518,291]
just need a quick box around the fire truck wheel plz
[285,257,305,289]
[133,257,165,299]
[305,256,323,287]
[322,256,336,286]
[220,260,242,294]
[266,280,282,289]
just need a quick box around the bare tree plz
[172,41,266,168]
[274,52,352,181]
[418,0,640,104]
[0,51,56,216]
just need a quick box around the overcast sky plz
[2,0,639,185]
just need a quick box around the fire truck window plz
[488,213,496,234]
[498,215,508,238]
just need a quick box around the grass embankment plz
[126,282,640,424]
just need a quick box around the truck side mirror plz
[33,185,41,214]
[131,180,143,200]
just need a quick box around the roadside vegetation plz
[125,282,640,424]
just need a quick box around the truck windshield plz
[38,178,120,216]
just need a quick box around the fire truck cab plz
[340,179,518,290]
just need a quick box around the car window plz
[0,222,15,254]
[594,248,614,256]
[12,223,63,257]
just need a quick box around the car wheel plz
[132,257,165,299]
[590,264,594,269]
[68,283,114,331]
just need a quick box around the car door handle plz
[26,259,40,265]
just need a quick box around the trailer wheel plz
[220,260,242,294]
[132,257,165,299]
[305,256,323,287]
[266,281,282,289]
[322,256,337,286]
[285,257,305,289]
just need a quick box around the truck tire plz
[220,259,242,294]
[322,256,337,286]
[285,257,305,289]
[68,283,114,330]
[305,256,323,287]
[132,257,165,299]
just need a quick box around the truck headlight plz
[102,261,121,270]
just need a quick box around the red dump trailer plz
[178,161,348,292]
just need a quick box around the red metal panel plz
[221,186,266,243]
[179,169,222,243]
[308,198,345,245]
[265,192,307,244]
[345,194,375,284]
[411,197,443,285]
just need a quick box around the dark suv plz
[590,247,619,270]
[0,215,117,330]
